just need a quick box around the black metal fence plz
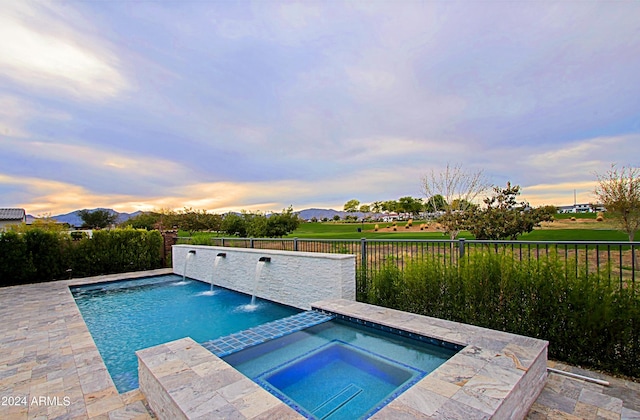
[179,237,638,289]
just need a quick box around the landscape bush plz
[0,228,163,286]
[364,251,640,378]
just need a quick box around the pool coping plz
[0,268,172,419]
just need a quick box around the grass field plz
[287,219,634,241]
[180,213,637,242]
[284,221,473,239]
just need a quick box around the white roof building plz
[0,208,26,230]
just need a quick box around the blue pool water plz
[71,274,300,392]
[223,319,458,419]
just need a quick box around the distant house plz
[557,203,605,214]
[0,208,27,231]
[381,212,400,222]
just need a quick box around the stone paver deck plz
[1,270,639,419]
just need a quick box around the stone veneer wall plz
[172,244,355,310]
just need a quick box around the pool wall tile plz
[202,310,334,357]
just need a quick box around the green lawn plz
[179,221,635,242]
[290,221,631,241]
[285,221,473,240]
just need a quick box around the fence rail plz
[179,237,638,289]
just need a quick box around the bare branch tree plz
[594,164,640,242]
[422,163,490,239]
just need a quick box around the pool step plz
[202,310,334,357]
[313,384,363,419]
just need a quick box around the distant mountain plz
[29,208,142,227]
[26,207,372,227]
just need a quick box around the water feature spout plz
[250,257,271,306]
[208,253,225,293]
[180,250,196,283]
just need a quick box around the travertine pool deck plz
[1,270,639,419]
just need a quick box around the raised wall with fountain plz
[172,245,356,309]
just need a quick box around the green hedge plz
[364,251,640,378]
[0,228,163,286]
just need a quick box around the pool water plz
[223,319,458,419]
[71,274,300,392]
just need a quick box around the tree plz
[397,196,423,217]
[594,164,640,242]
[222,207,300,238]
[265,207,300,237]
[424,195,447,213]
[176,208,222,235]
[343,199,360,213]
[245,212,267,237]
[222,213,247,237]
[11,213,66,233]
[468,182,554,240]
[78,209,118,229]
[123,212,161,230]
[381,200,399,213]
[422,163,490,239]
[152,208,178,231]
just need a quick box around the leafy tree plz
[343,199,360,213]
[222,207,299,237]
[266,207,300,237]
[397,196,423,217]
[424,195,447,213]
[422,163,490,239]
[450,199,477,212]
[594,164,640,242]
[244,212,267,237]
[222,213,247,237]
[371,201,383,213]
[332,214,341,221]
[149,208,178,231]
[381,200,399,213]
[359,204,371,214]
[123,212,161,230]
[78,209,118,229]
[468,182,554,240]
[176,208,222,235]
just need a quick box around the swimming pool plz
[70,274,300,392]
[223,319,459,419]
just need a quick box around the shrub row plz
[363,251,640,378]
[0,228,163,286]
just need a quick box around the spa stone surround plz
[138,299,548,419]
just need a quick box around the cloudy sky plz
[1,1,639,216]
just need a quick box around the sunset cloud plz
[0,1,639,216]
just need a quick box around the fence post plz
[250,238,254,248]
[361,238,367,270]
[294,237,298,252]
[221,238,225,247]
[458,238,465,259]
